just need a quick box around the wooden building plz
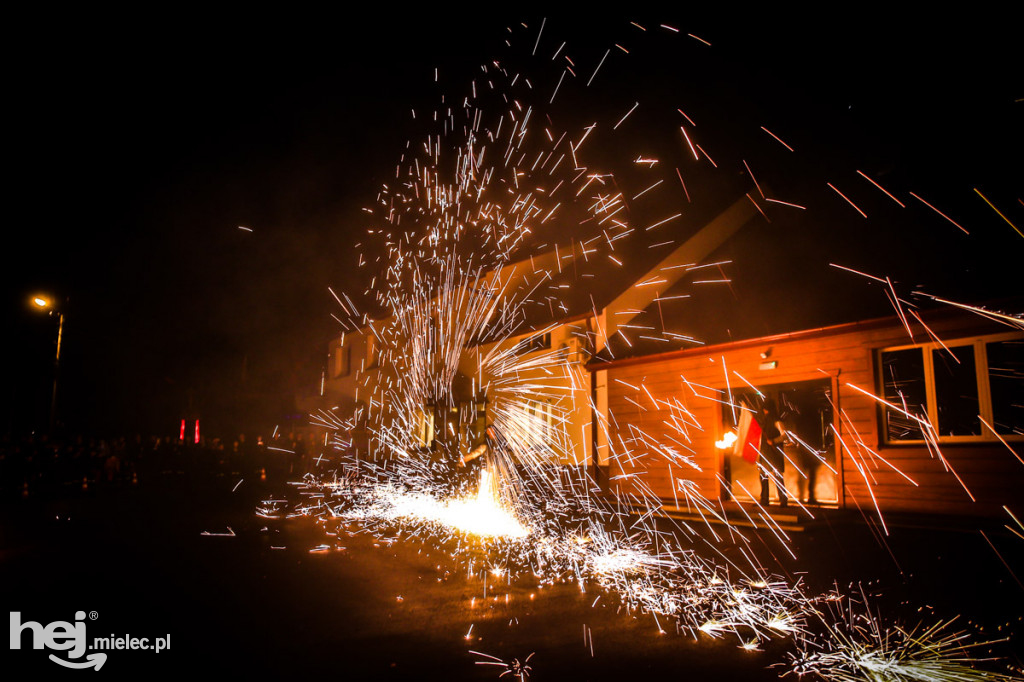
[594,308,1023,519]
[311,185,1023,521]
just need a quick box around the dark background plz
[4,8,1020,439]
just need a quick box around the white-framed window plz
[877,332,1023,443]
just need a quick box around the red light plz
[180,419,186,441]
[194,419,200,444]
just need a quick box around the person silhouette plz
[758,399,788,507]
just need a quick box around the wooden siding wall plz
[605,317,1023,518]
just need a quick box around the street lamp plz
[31,295,64,431]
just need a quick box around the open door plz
[723,378,837,506]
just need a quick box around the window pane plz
[932,345,980,436]
[987,339,1024,436]
[517,332,551,355]
[880,348,927,441]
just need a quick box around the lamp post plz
[31,296,64,432]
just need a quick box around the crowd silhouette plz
[0,431,321,499]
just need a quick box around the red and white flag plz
[734,409,761,464]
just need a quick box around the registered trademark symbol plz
[89,611,98,620]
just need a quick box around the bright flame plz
[715,431,737,449]
[384,466,530,539]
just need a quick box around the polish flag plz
[734,409,761,464]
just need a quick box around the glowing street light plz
[30,294,65,431]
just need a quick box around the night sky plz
[4,8,1020,438]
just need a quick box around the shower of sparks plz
[791,597,1021,682]
[260,16,1020,681]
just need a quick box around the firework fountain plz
[263,16,1022,681]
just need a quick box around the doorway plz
[722,378,838,506]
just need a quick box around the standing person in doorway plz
[758,399,788,507]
